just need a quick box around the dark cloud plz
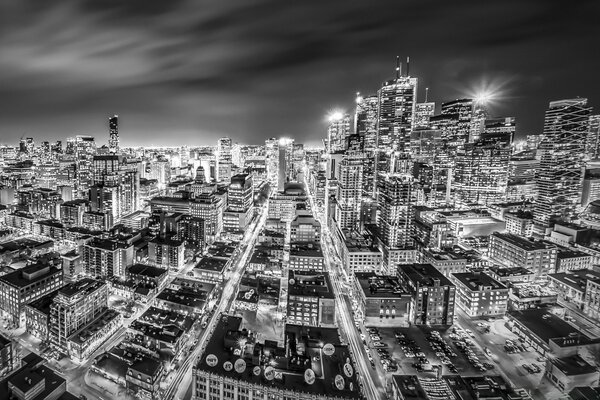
[0,0,599,146]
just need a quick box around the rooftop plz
[57,278,104,298]
[127,263,168,279]
[488,265,533,277]
[399,263,454,288]
[196,315,360,398]
[157,288,206,309]
[289,243,323,258]
[0,262,61,288]
[195,256,228,273]
[288,271,334,298]
[452,272,507,291]
[354,272,408,298]
[491,232,556,251]
[508,308,591,346]
[550,354,598,376]
[548,269,600,292]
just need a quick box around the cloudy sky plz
[1,0,599,147]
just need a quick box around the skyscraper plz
[217,137,233,182]
[453,118,514,206]
[108,115,119,154]
[334,152,364,231]
[414,102,436,128]
[327,112,352,153]
[534,98,593,227]
[355,94,378,151]
[376,61,417,166]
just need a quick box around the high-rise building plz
[453,117,514,206]
[414,102,436,128]
[376,59,417,174]
[355,94,378,151]
[265,137,279,187]
[334,152,364,231]
[217,137,232,183]
[224,173,253,232]
[48,279,108,356]
[376,173,416,250]
[534,98,593,227]
[108,115,119,154]
[587,115,600,159]
[326,112,352,153]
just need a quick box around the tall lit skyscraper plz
[534,98,593,227]
[265,138,279,187]
[376,58,417,176]
[454,117,514,206]
[414,102,436,128]
[355,94,378,151]
[327,112,352,153]
[334,152,364,230]
[587,115,600,159]
[217,137,232,182]
[108,115,119,154]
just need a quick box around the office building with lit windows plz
[534,98,593,228]
[452,271,509,317]
[0,263,63,327]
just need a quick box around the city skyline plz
[1,1,600,146]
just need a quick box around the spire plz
[425,87,429,103]
[396,56,401,79]
[405,56,410,77]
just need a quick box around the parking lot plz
[358,323,502,379]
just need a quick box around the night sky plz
[1,0,599,147]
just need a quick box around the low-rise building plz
[489,232,557,278]
[148,237,185,271]
[452,271,509,317]
[154,288,206,315]
[419,248,468,278]
[340,231,382,275]
[126,354,164,400]
[556,249,593,273]
[549,270,600,311]
[67,309,121,362]
[192,257,228,284]
[0,262,63,326]
[353,272,411,326]
[0,333,13,378]
[504,210,534,237]
[546,355,600,393]
[397,263,455,326]
[193,315,360,400]
[287,270,336,327]
[487,265,535,284]
[289,243,324,272]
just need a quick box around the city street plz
[163,206,268,400]
[304,169,386,400]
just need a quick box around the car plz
[367,328,378,334]
[531,364,542,373]
[484,348,493,357]
[364,344,370,352]
[370,335,381,341]
[404,352,415,358]
[387,362,398,372]
[360,333,366,340]
[483,362,495,370]
[372,342,387,348]
[448,364,458,373]
[522,364,534,373]
[394,331,405,339]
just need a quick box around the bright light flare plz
[461,75,514,109]
[326,109,346,123]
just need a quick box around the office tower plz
[534,98,593,227]
[277,140,287,192]
[377,173,416,249]
[49,279,108,355]
[376,58,417,174]
[587,115,600,159]
[108,115,119,154]
[224,173,253,232]
[265,137,279,187]
[74,135,96,193]
[414,102,436,128]
[334,152,364,231]
[453,117,514,206]
[217,137,233,182]
[326,112,352,153]
[92,154,140,221]
[195,166,206,183]
[355,93,378,151]
[440,98,474,147]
